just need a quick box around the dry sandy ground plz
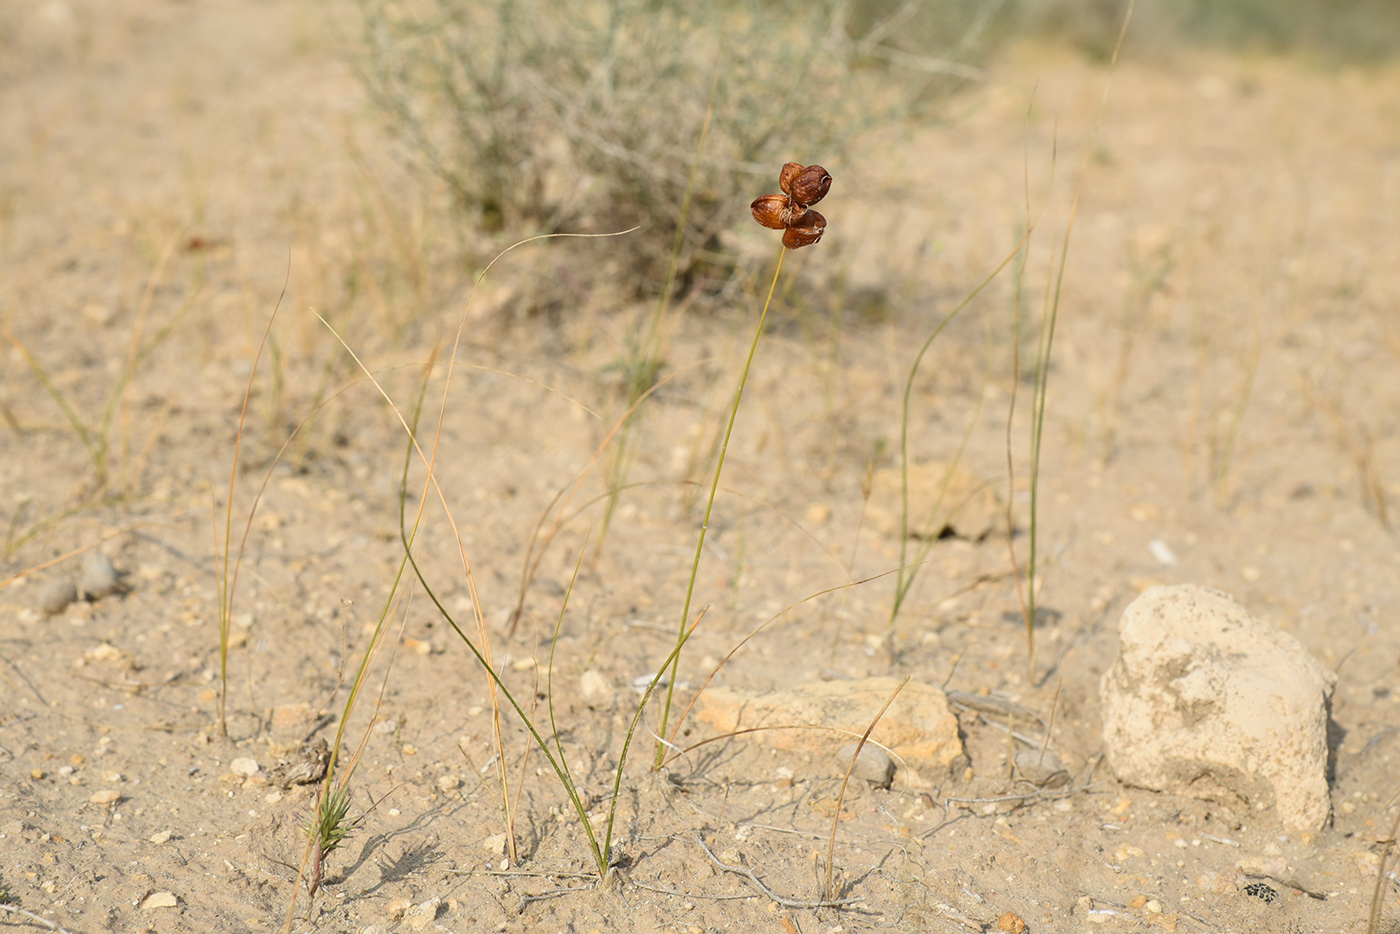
[2,2,1400,932]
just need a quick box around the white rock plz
[229,757,260,777]
[404,897,441,931]
[579,669,612,704]
[141,892,178,910]
[1100,585,1336,831]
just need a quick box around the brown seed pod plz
[782,209,826,249]
[778,162,804,197]
[789,165,831,208]
[751,194,790,230]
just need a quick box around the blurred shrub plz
[354,0,999,300]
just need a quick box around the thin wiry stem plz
[655,244,786,767]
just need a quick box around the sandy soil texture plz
[3,2,1399,932]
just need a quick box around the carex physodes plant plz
[655,161,833,763]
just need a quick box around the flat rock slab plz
[864,462,1003,541]
[1100,585,1336,831]
[694,676,964,786]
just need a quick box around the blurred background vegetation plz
[352,0,1399,314]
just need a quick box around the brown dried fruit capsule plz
[751,194,791,230]
[778,162,804,196]
[782,209,826,249]
[789,164,831,208]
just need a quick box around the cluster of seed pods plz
[750,162,832,249]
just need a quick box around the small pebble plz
[149,831,172,844]
[229,757,260,777]
[436,774,460,792]
[837,743,895,789]
[404,897,441,931]
[1014,749,1068,786]
[141,892,178,910]
[579,670,611,704]
[997,910,1027,933]
[38,579,77,616]
[80,552,121,600]
[1148,539,1179,566]
[89,789,121,806]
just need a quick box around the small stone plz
[38,579,77,615]
[404,897,441,931]
[84,643,127,664]
[89,789,121,806]
[437,774,460,792]
[1197,870,1242,894]
[229,757,260,777]
[1148,539,1179,566]
[386,896,412,920]
[1014,749,1069,787]
[579,670,611,704]
[837,743,895,789]
[482,832,508,856]
[997,910,1027,933]
[149,831,172,844]
[141,892,178,910]
[79,552,121,600]
[865,462,1004,541]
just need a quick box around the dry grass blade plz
[0,902,75,934]
[1367,799,1400,934]
[694,836,861,910]
[824,675,909,901]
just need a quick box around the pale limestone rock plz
[1100,585,1335,831]
[864,461,1003,541]
[695,676,963,786]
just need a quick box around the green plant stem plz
[888,335,991,632]
[891,238,1034,632]
[655,245,785,768]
